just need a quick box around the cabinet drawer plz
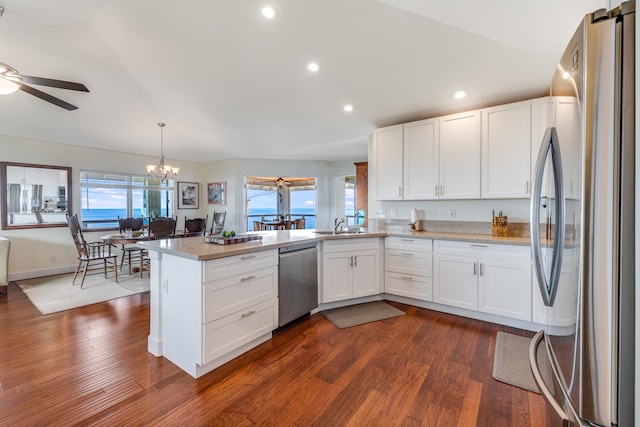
[385,250,432,276]
[385,236,432,252]
[202,298,277,365]
[203,249,277,282]
[385,272,432,301]
[322,238,379,253]
[203,266,277,323]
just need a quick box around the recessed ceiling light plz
[452,89,468,100]
[344,104,354,112]
[262,5,276,19]
[307,62,320,72]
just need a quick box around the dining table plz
[101,233,151,246]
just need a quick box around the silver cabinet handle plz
[400,238,415,242]
[399,187,402,197]
[350,255,353,267]
[473,262,477,276]
[470,244,488,248]
[400,253,413,256]
[241,255,256,260]
[400,275,413,281]
[525,180,530,195]
[354,255,358,267]
[440,185,444,195]
[241,310,257,318]
[241,275,256,282]
[479,263,484,276]
[435,185,439,196]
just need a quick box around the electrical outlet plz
[448,209,456,219]
[376,210,386,218]
[50,255,57,263]
[390,208,397,218]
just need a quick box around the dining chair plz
[209,211,227,235]
[184,215,208,237]
[140,216,177,278]
[148,216,177,239]
[67,213,118,288]
[253,221,263,232]
[293,218,306,229]
[117,216,144,274]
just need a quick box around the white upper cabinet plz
[439,110,481,199]
[531,96,581,199]
[404,118,439,199]
[373,119,439,200]
[372,124,404,200]
[481,100,532,198]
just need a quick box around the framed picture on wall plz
[177,182,199,209]
[207,181,226,205]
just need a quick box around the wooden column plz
[354,162,368,227]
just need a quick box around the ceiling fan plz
[0,61,89,110]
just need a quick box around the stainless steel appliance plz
[278,243,318,327]
[529,2,635,426]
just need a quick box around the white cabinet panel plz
[404,119,439,200]
[433,252,477,309]
[481,100,531,198]
[439,111,481,199]
[373,124,403,200]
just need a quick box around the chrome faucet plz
[334,217,345,231]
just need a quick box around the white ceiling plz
[0,0,606,163]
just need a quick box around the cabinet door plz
[351,250,379,298]
[404,119,439,199]
[439,111,481,199]
[554,97,581,199]
[322,252,352,303]
[481,101,531,198]
[373,124,403,200]
[478,255,532,320]
[433,252,477,309]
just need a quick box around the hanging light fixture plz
[146,122,179,181]
[276,177,284,188]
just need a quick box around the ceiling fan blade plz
[19,84,79,110]
[20,75,89,92]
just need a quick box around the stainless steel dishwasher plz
[278,243,318,328]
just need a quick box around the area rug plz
[17,272,150,315]
[492,331,553,394]
[321,301,405,329]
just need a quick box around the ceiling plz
[0,0,605,163]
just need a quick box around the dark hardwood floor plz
[0,282,548,426]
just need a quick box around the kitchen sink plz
[314,230,367,235]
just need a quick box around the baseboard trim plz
[9,265,76,281]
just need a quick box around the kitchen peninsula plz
[139,228,539,378]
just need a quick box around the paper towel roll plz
[410,209,418,225]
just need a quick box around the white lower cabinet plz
[433,240,532,321]
[321,238,382,303]
[531,247,579,328]
[385,237,433,301]
[161,249,278,378]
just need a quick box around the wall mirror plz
[1,162,72,230]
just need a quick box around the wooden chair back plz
[149,217,177,239]
[118,216,144,233]
[66,213,118,287]
[293,218,306,229]
[210,211,227,235]
[184,215,208,237]
[253,221,263,231]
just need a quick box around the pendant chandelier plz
[146,122,179,181]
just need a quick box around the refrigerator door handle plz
[530,127,565,306]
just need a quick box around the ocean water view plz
[82,208,318,231]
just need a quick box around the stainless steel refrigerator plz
[529,2,635,426]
